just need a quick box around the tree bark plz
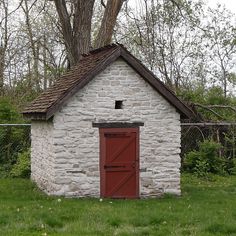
[54,0,76,65]
[54,0,95,66]
[43,34,47,90]
[0,0,9,95]
[22,0,41,91]
[0,46,5,94]
[73,0,95,56]
[94,0,126,48]
[52,0,125,66]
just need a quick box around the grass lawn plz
[0,174,236,236]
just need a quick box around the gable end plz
[22,44,194,120]
[119,47,193,119]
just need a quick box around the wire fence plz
[0,123,235,174]
[181,123,236,159]
[0,124,31,176]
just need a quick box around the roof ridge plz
[81,44,118,57]
[62,44,119,75]
[23,44,194,120]
[66,46,120,91]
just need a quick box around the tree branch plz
[207,105,236,113]
[94,0,126,48]
[101,0,106,8]
[194,103,225,120]
[53,0,75,65]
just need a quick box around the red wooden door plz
[100,128,139,199]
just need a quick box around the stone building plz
[23,44,193,198]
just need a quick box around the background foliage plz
[1,0,236,178]
[0,98,30,177]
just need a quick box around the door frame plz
[99,127,140,199]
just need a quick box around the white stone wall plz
[31,121,56,193]
[31,58,181,197]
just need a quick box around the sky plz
[207,0,236,12]
[128,0,236,15]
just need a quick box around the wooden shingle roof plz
[22,44,194,120]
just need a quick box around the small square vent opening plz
[115,100,123,109]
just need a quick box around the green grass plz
[0,174,236,236]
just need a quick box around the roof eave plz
[22,112,47,121]
[38,47,122,121]
[22,44,194,120]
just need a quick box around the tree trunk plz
[53,0,125,66]
[0,0,9,95]
[94,0,126,48]
[54,0,78,66]
[22,0,41,91]
[74,0,95,56]
[54,0,95,66]
[43,34,47,90]
[0,46,5,94]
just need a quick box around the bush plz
[0,164,12,178]
[0,97,31,177]
[10,150,31,178]
[183,140,228,177]
[228,158,236,175]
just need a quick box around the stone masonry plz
[31,58,181,197]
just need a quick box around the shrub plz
[228,158,236,175]
[193,159,210,178]
[183,140,228,177]
[10,150,30,178]
[0,164,12,178]
[0,98,30,177]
